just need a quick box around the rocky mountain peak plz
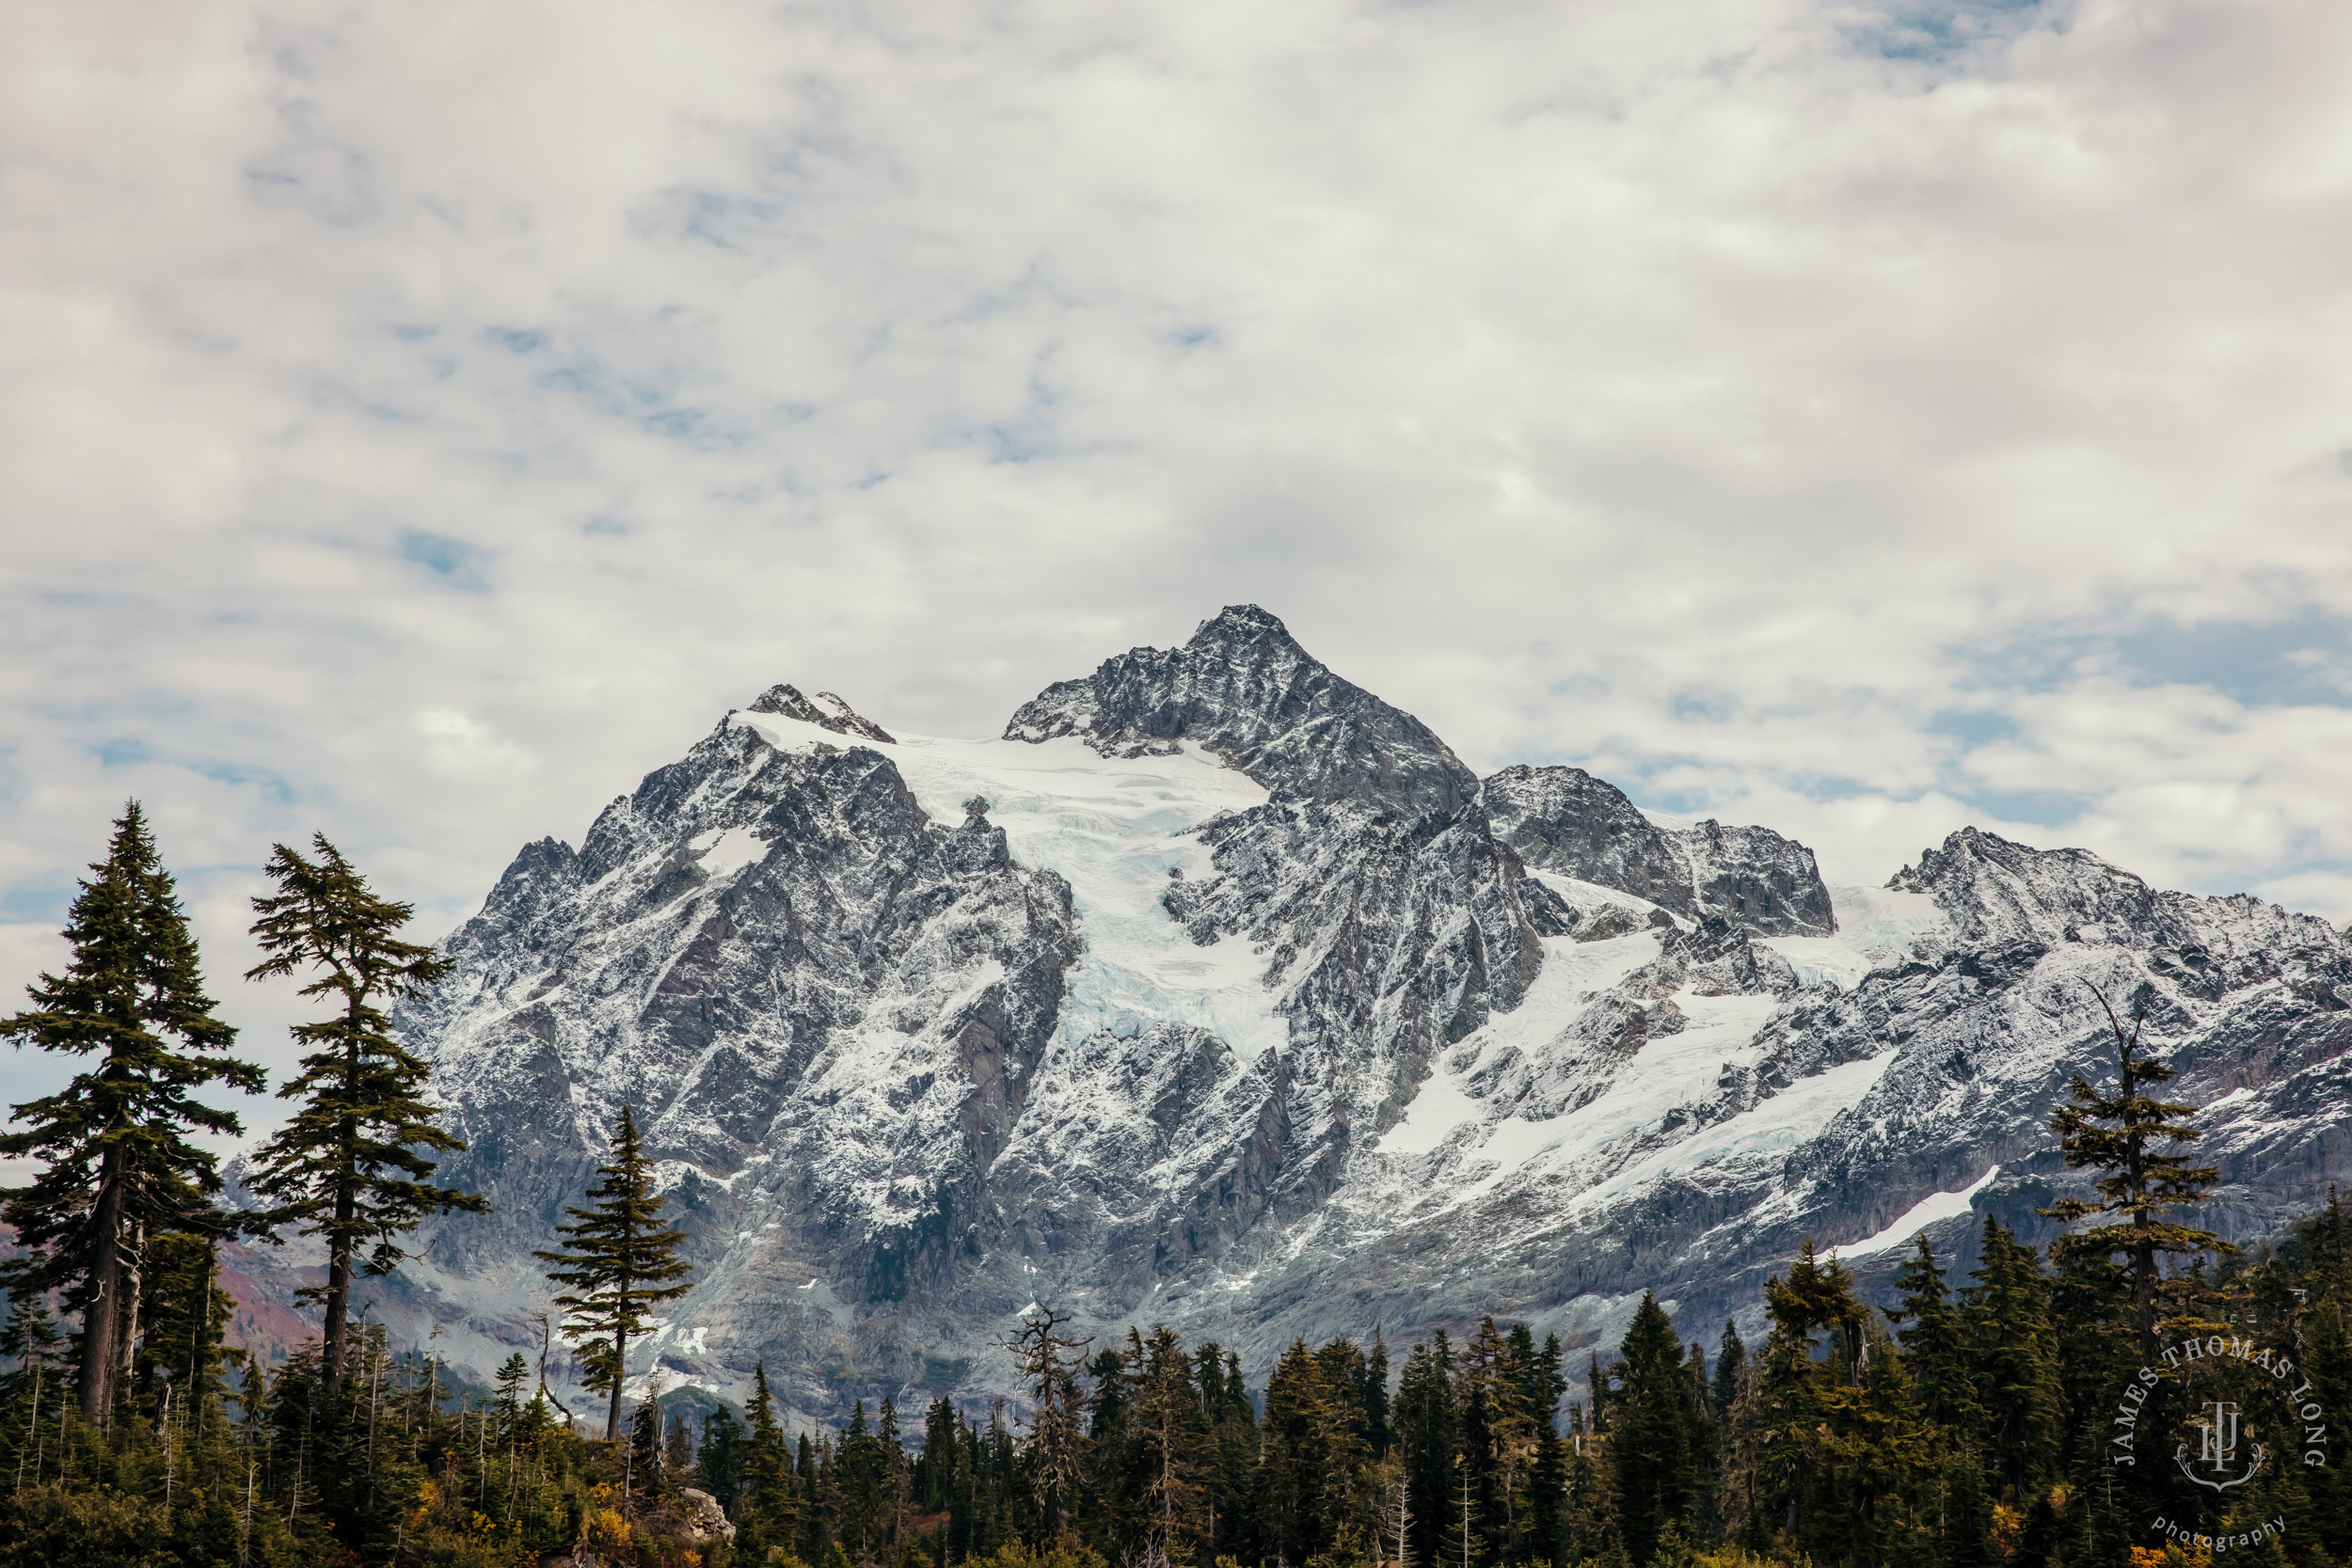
[745,683,896,743]
[1887,826,2157,947]
[1479,766,1836,937]
[1002,603,1477,820]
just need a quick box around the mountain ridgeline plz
[311,606,2352,1423]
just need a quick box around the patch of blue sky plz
[1668,689,1738,723]
[1842,0,2056,64]
[2,882,76,925]
[1776,772,1884,802]
[93,736,153,768]
[531,354,739,447]
[398,530,491,594]
[986,425,1055,464]
[2112,610,2352,708]
[1961,611,2352,709]
[1637,784,1721,817]
[311,375,425,424]
[1924,708,2019,746]
[392,324,437,341]
[642,407,742,450]
[1960,786,2092,828]
[1952,631,2096,695]
[483,326,546,354]
[663,188,771,252]
[193,762,298,806]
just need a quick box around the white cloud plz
[5,0,2352,1116]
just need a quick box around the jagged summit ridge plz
[745,683,896,743]
[1890,826,2347,995]
[1005,605,1479,821]
[273,610,2352,1432]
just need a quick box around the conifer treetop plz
[245,832,485,1275]
[0,801,262,1277]
[535,1104,693,1441]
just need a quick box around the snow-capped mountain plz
[349,607,2352,1419]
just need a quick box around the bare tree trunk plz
[80,1144,125,1423]
[607,1323,628,1443]
[120,1220,146,1402]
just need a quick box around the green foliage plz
[0,801,262,1419]
[245,834,486,1390]
[1611,1294,1695,1566]
[14,819,2352,1568]
[534,1104,693,1442]
[2042,982,2224,1361]
[735,1361,801,1559]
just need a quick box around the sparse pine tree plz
[534,1104,692,1441]
[2041,980,2223,1361]
[132,1228,233,1406]
[698,1404,746,1517]
[737,1360,800,1557]
[492,1351,531,1436]
[630,1379,674,1503]
[244,834,486,1393]
[1003,1306,1089,1544]
[0,801,260,1422]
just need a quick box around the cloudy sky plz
[5,0,2351,1120]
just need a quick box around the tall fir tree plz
[534,1104,693,1441]
[735,1363,798,1557]
[1134,1324,1205,1561]
[1395,1331,1458,1568]
[1259,1338,1344,1565]
[1610,1293,1695,1566]
[2042,981,2223,1361]
[1885,1234,1982,1436]
[1710,1322,1745,1428]
[0,801,261,1421]
[1960,1215,2064,1498]
[244,834,485,1393]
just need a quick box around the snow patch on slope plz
[1763,884,1948,990]
[1836,1166,1999,1258]
[1381,929,1660,1156]
[690,826,770,881]
[729,712,1287,1063]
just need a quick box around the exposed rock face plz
[296,608,2352,1424]
[1481,766,1692,911]
[1480,766,1836,936]
[1007,606,1477,821]
[1676,820,1836,937]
